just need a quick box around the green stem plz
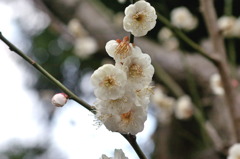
[153,62,184,98]
[194,109,210,147]
[0,32,95,113]
[180,53,209,146]
[224,0,232,16]
[130,33,134,43]
[122,134,147,159]
[129,0,135,43]
[156,13,218,65]
[180,53,202,109]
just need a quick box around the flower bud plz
[51,93,68,107]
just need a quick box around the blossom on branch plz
[174,95,193,120]
[117,53,154,90]
[93,38,154,134]
[171,6,198,31]
[217,16,240,38]
[105,36,142,63]
[51,93,68,107]
[96,102,147,135]
[227,143,240,159]
[210,73,224,96]
[91,64,127,100]
[100,149,128,159]
[123,1,157,37]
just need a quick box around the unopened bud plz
[51,93,68,107]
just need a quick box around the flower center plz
[133,12,145,22]
[129,63,143,77]
[103,76,116,88]
[115,36,131,60]
[121,110,132,123]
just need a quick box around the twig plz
[199,0,239,142]
[199,0,226,58]
[224,0,233,16]
[0,32,95,113]
[156,12,219,65]
[205,121,224,152]
[122,134,147,159]
[153,62,184,98]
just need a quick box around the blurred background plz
[0,0,156,158]
[0,0,240,159]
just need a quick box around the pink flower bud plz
[51,93,68,107]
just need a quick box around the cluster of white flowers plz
[123,1,157,37]
[227,143,240,159]
[209,73,224,96]
[67,18,98,58]
[170,6,198,31]
[100,149,128,159]
[217,16,240,38]
[91,36,154,135]
[91,0,156,135]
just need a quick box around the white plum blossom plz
[100,149,128,159]
[158,27,173,41]
[74,37,98,59]
[118,105,147,134]
[97,104,147,135]
[123,1,157,37]
[117,0,126,4]
[158,27,179,50]
[218,16,237,38]
[51,93,68,107]
[174,95,193,120]
[233,18,240,38]
[210,73,224,96]
[67,18,87,37]
[91,64,127,100]
[105,36,142,63]
[227,143,240,159]
[94,91,136,115]
[171,6,198,31]
[134,86,153,107]
[117,53,154,90]
[151,86,175,124]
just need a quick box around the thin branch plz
[130,33,134,43]
[0,31,148,159]
[199,0,226,58]
[199,0,239,142]
[153,62,184,98]
[122,134,147,159]
[0,32,95,113]
[224,0,233,16]
[156,12,219,65]
[205,121,224,152]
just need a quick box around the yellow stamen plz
[121,110,132,123]
[129,64,143,77]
